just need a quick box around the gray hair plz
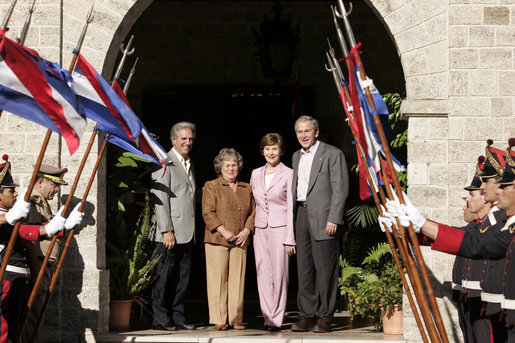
[170,121,196,139]
[213,148,243,176]
[294,115,319,132]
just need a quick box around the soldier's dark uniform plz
[430,142,515,343]
[0,157,39,343]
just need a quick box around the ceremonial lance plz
[325,46,428,343]
[334,1,448,341]
[13,7,96,342]
[30,36,139,343]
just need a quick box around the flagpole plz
[18,0,36,44]
[0,0,17,33]
[335,2,448,341]
[29,34,137,342]
[13,7,95,342]
[123,56,138,94]
[326,50,429,343]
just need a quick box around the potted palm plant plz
[339,242,403,333]
[106,149,161,330]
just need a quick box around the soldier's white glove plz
[5,188,30,225]
[378,205,393,233]
[65,203,84,230]
[44,206,65,237]
[385,199,411,228]
[400,202,426,233]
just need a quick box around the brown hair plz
[259,133,285,155]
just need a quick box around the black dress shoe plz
[312,317,332,333]
[268,325,281,332]
[176,321,196,330]
[153,323,178,331]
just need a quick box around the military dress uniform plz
[0,157,38,343]
[21,164,67,343]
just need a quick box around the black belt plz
[296,201,307,207]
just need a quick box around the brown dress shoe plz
[233,324,246,330]
[313,317,332,333]
[291,318,315,332]
[214,324,228,330]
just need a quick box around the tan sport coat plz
[202,176,255,247]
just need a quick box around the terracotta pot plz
[109,299,134,331]
[381,304,403,335]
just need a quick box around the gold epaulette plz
[29,195,41,204]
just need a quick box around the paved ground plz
[97,310,407,343]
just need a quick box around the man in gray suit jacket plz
[149,122,197,331]
[291,115,349,333]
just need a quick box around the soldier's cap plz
[0,155,18,188]
[464,156,485,191]
[477,139,506,179]
[36,164,68,185]
[496,138,515,185]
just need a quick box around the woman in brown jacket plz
[202,148,255,331]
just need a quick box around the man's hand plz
[234,228,250,247]
[64,203,84,230]
[5,188,30,225]
[162,231,175,250]
[284,245,296,256]
[44,206,66,237]
[325,222,338,236]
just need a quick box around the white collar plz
[301,140,319,155]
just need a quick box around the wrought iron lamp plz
[253,1,300,84]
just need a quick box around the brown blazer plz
[202,176,256,247]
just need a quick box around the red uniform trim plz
[18,224,40,241]
[0,280,11,343]
[431,224,465,254]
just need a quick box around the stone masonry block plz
[428,163,449,185]
[395,13,447,53]
[6,114,42,132]
[503,117,515,139]
[450,48,478,69]
[408,140,448,163]
[448,162,470,185]
[469,26,495,47]
[407,117,427,139]
[384,1,420,35]
[471,0,496,3]
[430,207,450,223]
[449,97,489,116]
[449,70,468,96]
[498,71,515,96]
[407,185,448,208]
[450,186,469,207]
[406,72,448,99]
[449,118,464,139]
[483,6,510,25]
[407,163,428,184]
[491,97,514,117]
[424,41,448,73]
[32,4,61,26]
[449,25,469,47]
[448,207,466,227]
[413,0,448,22]
[370,0,410,17]
[495,27,515,47]
[449,5,482,25]
[469,70,497,95]
[401,49,428,76]
[449,140,485,163]
[0,133,24,153]
[479,48,512,69]
[427,117,449,139]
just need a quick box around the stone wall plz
[0,0,513,342]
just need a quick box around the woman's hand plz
[217,225,236,243]
[235,228,250,247]
[284,245,296,256]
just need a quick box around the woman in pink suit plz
[250,133,296,331]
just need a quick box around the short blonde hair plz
[259,133,285,155]
[213,148,243,176]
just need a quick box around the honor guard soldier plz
[22,164,84,343]
[0,155,31,342]
[452,160,484,343]
[385,138,515,343]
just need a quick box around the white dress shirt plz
[296,140,319,201]
[172,148,193,184]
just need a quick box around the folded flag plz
[0,36,86,154]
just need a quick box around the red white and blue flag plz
[71,54,170,167]
[0,36,87,154]
[347,46,404,199]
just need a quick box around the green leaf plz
[116,156,138,167]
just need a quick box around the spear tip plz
[86,4,95,23]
